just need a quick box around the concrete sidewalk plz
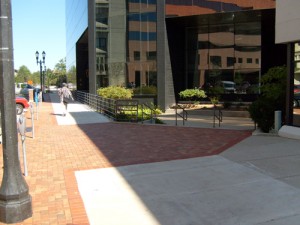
[1,93,300,225]
[77,135,300,225]
[157,112,255,130]
[49,93,110,125]
[56,95,300,225]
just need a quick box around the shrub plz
[223,101,232,109]
[248,97,276,132]
[209,96,219,105]
[179,89,207,100]
[248,66,286,133]
[133,86,157,95]
[97,86,133,99]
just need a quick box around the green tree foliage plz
[67,65,76,84]
[14,58,70,87]
[31,71,41,85]
[54,58,66,73]
[97,86,133,99]
[260,66,287,102]
[15,65,31,83]
[54,58,67,86]
[44,68,56,86]
[248,66,287,133]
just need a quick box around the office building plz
[66,0,287,112]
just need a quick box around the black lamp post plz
[35,51,46,97]
[43,66,46,93]
[0,0,32,223]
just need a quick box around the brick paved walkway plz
[0,94,252,225]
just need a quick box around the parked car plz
[16,97,30,115]
[19,84,40,100]
[294,92,300,108]
[221,81,236,94]
[15,82,25,94]
[294,84,300,94]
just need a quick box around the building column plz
[286,42,294,125]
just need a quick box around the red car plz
[16,97,30,115]
[294,84,300,94]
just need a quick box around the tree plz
[15,65,31,83]
[248,66,287,132]
[45,69,57,86]
[53,58,67,86]
[67,65,76,84]
[31,71,40,85]
[54,58,66,73]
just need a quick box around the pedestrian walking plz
[58,83,74,116]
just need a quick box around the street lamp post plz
[35,51,46,98]
[43,66,46,93]
[0,0,32,223]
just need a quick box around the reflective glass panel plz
[127,0,157,94]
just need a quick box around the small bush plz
[179,89,207,100]
[138,104,163,120]
[209,96,219,105]
[97,86,133,99]
[133,86,157,95]
[248,98,276,132]
[248,66,287,133]
[223,101,232,109]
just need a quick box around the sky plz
[11,0,66,73]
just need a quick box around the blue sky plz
[11,0,66,73]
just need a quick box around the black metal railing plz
[74,91,139,122]
[74,91,116,119]
[213,105,222,128]
[115,99,139,122]
[141,103,156,124]
[175,104,188,126]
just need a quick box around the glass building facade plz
[165,0,275,17]
[66,0,286,110]
[65,0,88,76]
[127,0,157,92]
[166,8,286,102]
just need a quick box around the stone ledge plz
[186,109,250,118]
[278,125,300,140]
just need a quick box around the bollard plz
[17,113,28,176]
[35,91,39,120]
[274,110,282,132]
[30,102,35,138]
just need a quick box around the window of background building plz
[98,37,107,51]
[146,51,157,60]
[134,51,140,61]
[96,5,108,25]
[247,58,253,64]
[227,57,235,67]
[210,55,222,68]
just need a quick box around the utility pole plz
[0,0,32,223]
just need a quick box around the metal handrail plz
[141,103,156,124]
[213,105,222,127]
[175,104,188,126]
[115,99,139,122]
[74,91,117,119]
[74,91,141,122]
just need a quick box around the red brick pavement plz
[0,94,252,225]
